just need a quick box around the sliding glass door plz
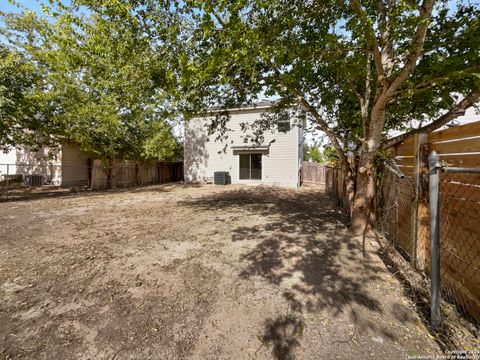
[239,154,250,179]
[250,154,262,179]
[239,153,262,180]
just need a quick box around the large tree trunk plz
[344,166,356,218]
[350,99,386,235]
[105,158,117,189]
[351,152,376,235]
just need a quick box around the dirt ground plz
[0,184,441,359]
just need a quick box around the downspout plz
[183,120,187,183]
[297,123,301,188]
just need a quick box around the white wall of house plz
[0,143,89,186]
[0,146,62,184]
[184,107,303,188]
[0,149,18,176]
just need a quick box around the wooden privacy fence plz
[90,160,183,189]
[326,120,480,322]
[386,121,480,321]
[301,162,326,186]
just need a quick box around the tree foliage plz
[176,0,480,233]
[304,145,322,163]
[1,2,181,161]
[1,0,479,230]
[0,45,51,152]
[304,145,338,164]
[177,0,479,144]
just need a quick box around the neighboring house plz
[184,103,304,188]
[0,142,90,187]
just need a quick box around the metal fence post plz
[6,164,9,200]
[428,151,441,328]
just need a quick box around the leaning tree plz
[179,0,480,234]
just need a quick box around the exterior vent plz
[213,171,231,185]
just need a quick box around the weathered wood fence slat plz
[301,162,326,186]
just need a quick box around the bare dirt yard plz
[0,184,441,359]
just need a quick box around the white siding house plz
[184,105,304,188]
[0,142,89,187]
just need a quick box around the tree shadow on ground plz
[376,241,479,352]
[181,186,414,359]
[0,182,197,203]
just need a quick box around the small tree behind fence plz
[326,120,480,324]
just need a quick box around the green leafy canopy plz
[1,1,182,161]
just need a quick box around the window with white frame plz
[277,111,291,133]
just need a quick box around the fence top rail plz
[443,167,480,174]
[0,163,63,166]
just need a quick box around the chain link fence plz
[376,163,480,323]
[437,170,480,322]
[325,161,480,348]
[376,167,429,271]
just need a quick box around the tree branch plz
[385,0,435,97]
[379,0,395,77]
[350,0,384,86]
[361,52,372,137]
[204,0,227,29]
[211,11,226,29]
[296,95,350,168]
[268,59,350,168]
[386,65,480,105]
[382,89,480,150]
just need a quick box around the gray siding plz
[61,143,89,187]
[184,108,301,188]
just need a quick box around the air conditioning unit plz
[24,174,44,187]
[213,171,231,185]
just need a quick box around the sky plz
[4,0,477,14]
[0,0,52,14]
